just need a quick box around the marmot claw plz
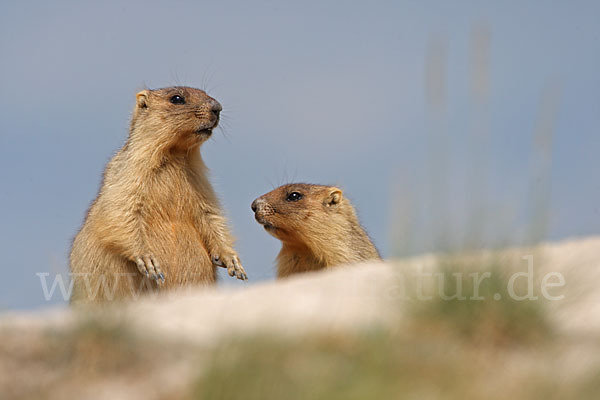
[135,255,165,283]
[212,254,248,281]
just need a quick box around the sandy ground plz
[0,236,598,399]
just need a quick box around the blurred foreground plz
[1,236,599,399]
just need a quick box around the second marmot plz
[251,183,380,277]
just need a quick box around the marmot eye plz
[170,95,185,105]
[286,192,303,202]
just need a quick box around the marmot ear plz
[136,90,150,109]
[326,188,343,207]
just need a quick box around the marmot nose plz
[252,198,268,213]
[211,101,222,119]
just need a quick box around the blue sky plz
[1,0,598,309]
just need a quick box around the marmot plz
[70,86,246,304]
[251,183,380,277]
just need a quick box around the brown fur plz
[70,86,246,304]
[251,183,381,278]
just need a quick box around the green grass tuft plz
[406,256,551,345]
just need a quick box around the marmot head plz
[251,183,346,245]
[131,86,222,150]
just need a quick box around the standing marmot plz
[70,86,246,304]
[251,183,380,277]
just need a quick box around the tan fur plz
[251,183,381,278]
[70,86,246,304]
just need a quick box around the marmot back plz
[251,183,380,277]
[70,86,246,304]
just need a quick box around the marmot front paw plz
[135,255,165,283]
[212,253,247,281]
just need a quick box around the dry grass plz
[406,256,551,345]
[191,328,600,400]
